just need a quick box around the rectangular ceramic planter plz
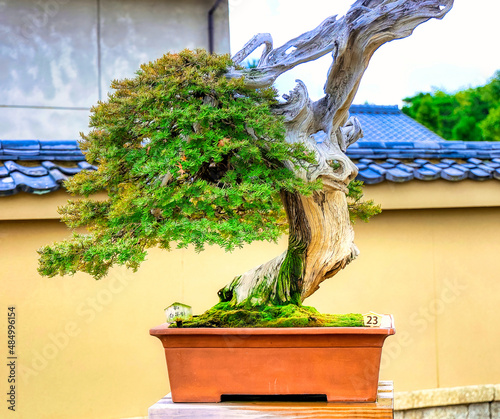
[150,324,395,402]
[150,324,395,403]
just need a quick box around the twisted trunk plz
[219,188,358,306]
[219,0,453,307]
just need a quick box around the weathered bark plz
[219,0,453,306]
[219,188,358,306]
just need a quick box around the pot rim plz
[150,323,396,336]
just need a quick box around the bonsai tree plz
[38,0,453,324]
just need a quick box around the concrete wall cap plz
[495,385,500,401]
[395,384,497,410]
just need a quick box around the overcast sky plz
[228,0,500,106]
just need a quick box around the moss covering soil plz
[171,303,364,328]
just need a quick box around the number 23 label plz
[363,312,382,327]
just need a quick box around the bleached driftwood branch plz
[229,0,452,130]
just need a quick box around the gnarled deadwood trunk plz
[219,187,358,306]
[219,0,453,307]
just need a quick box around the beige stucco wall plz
[1,180,500,418]
[0,0,230,139]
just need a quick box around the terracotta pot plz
[150,325,395,403]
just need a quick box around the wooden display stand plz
[148,381,394,418]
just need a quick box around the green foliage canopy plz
[38,50,319,279]
[402,70,500,141]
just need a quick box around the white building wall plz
[0,0,230,139]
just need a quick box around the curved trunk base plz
[219,189,358,308]
[218,250,302,307]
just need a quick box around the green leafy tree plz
[480,106,500,141]
[35,0,451,319]
[37,51,320,279]
[402,70,500,141]
[38,50,377,285]
[415,94,441,133]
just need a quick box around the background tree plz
[39,0,453,311]
[403,70,500,141]
[480,106,500,141]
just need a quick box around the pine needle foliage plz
[38,50,320,279]
[347,180,381,223]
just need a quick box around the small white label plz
[363,311,383,327]
[165,302,192,323]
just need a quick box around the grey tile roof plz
[346,104,500,184]
[0,140,95,196]
[350,104,445,143]
[351,148,500,184]
[1,105,499,196]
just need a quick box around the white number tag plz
[363,311,383,327]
